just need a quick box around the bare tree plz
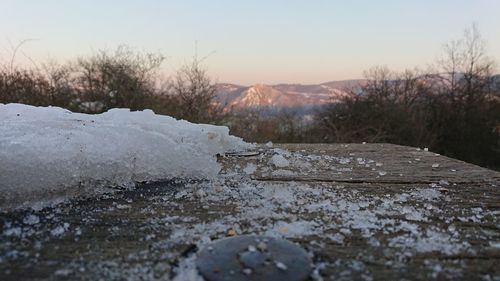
[170,56,220,123]
[430,25,499,167]
[71,46,165,112]
[437,24,496,104]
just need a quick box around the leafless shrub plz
[69,46,165,113]
[169,57,221,123]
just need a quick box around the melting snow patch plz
[0,104,250,210]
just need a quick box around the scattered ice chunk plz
[340,228,351,235]
[23,214,40,225]
[51,223,70,236]
[270,154,290,168]
[328,233,345,244]
[432,163,440,168]
[378,171,387,176]
[389,228,469,255]
[172,253,204,281]
[54,269,72,277]
[338,158,351,165]
[194,189,207,198]
[471,207,482,213]
[257,242,268,252]
[405,210,426,222]
[266,220,319,238]
[411,188,442,201]
[447,224,456,233]
[489,241,500,249]
[4,227,22,237]
[115,204,131,209]
[243,163,257,175]
[438,180,450,186]
[275,261,288,271]
[368,237,380,247]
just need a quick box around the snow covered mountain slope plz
[215,80,364,111]
[0,104,251,210]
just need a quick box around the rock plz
[196,235,312,281]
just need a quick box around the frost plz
[0,104,250,210]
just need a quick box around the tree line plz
[1,26,499,170]
[0,45,220,123]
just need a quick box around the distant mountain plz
[215,80,366,111]
[215,75,500,112]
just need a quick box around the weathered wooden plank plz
[1,143,499,280]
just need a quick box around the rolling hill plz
[215,80,366,111]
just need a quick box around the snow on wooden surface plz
[1,143,499,280]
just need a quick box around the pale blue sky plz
[0,0,499,85]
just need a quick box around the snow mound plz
[0,104,251,210]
